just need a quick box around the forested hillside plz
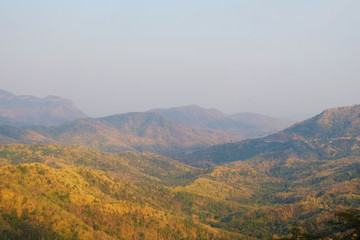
[0,142,359,239]
[0,144,240,239]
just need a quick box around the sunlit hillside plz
[0,138,360,239]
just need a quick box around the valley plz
[2,1,359,239]
[0,93,359,239]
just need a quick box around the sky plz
[1,0,359,119]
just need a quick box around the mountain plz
[230,112,296,136]
[0,112,232,156]
[187,104,360,166]
[274,104,360,141]
[0,98,294,156]
[0,89,293,140]
[0,89,87,126]
[0,105,360,239]
[151,105,295,139]
[150,105,226,126]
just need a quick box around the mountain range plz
[151,105,295,139]
[1,89,360,239]
[0,90,295,156]
[0,104,360,239]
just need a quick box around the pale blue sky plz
[1,0,359,119]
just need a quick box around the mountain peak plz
[44,95,66,102]
[281,104,360,141]
[187,104,360,166]
[0,89,87,126]
[0,89,15,98]
[149,105,226,126]
[176,104,221,111]
[151,105,224,115]
[316,104,360,126]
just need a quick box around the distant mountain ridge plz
[150,105,226,126]
[187,104,360,166]
[150,105,295,139]
[0,89,87,126]
[0,112,232,155]
[0,98,295,156]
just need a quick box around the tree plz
[279,209,360,240]
[325,208,360,240]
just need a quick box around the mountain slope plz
[1,142,359,239]
[187,105,360,166]
[0,97,294,156]
[0,144,245,239]
[150,105,226,127]
[151,105,295,139]
[175,106,360,237]
[0,144,204,186]
[0,89,87,126]
[0,112,233,156]
[278,104,360,141]
[0,163,236,240]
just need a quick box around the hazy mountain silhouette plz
[0,89,87,126]
[150,105,295,139]
[0,98,294,156]
[0,112,233,155]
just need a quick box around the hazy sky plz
[1,0,359,119]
